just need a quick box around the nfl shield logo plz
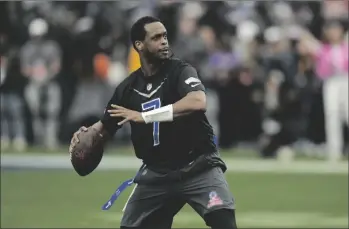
[147,83,152,91]
[207,191,223,208]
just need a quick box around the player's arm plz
[138,90,205,124]
[108,66,206,124]
[172,91,206,118]
[172,65,207,117]
[140,65,206,123]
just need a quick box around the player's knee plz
[204,209,237,229]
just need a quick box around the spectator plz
[197,25,220,141]
[262,26,298,83]
[257,26,304,157]
[1,1,346,156]
[206,40,242,148]
[20,18,62,149]
[296,32,325,147]
[301,20,348,162]
[0,34,27,151]
[172,3,206,67]
[259,69,302,158]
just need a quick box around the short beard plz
[144,50,163,64]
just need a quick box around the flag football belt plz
[101,164,144,211]
[101,136,218,211]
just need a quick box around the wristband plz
[141,104,173,124]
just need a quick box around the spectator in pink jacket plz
[302,20,348,162]
[315,23,348,79]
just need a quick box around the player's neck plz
[140,56,161,77]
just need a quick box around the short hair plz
[130,16,161,51]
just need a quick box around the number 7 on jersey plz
[141,98,161,146]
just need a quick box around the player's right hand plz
[69,126,88,153]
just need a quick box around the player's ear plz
[135,41,144,52]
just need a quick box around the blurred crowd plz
[0,1,348,160]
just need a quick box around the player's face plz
[142,22,170,60]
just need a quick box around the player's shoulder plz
[128,68,143,80]
[166,57,194,69]
[165,58,197,76]
[111,68,141,99]
[117,68,141,88]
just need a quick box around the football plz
[70,128,104,176]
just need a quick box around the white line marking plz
[1,155,348,174]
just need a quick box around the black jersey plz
[101,58,217,170]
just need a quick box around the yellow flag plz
[127,46,141,74]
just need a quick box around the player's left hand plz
[108,104,145,125]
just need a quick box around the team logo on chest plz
[146,83,152,91]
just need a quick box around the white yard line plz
[95,211,348,228]
[1,154,348,174]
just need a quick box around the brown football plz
[70,128,104,176]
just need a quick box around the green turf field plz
[1,168,348,228]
